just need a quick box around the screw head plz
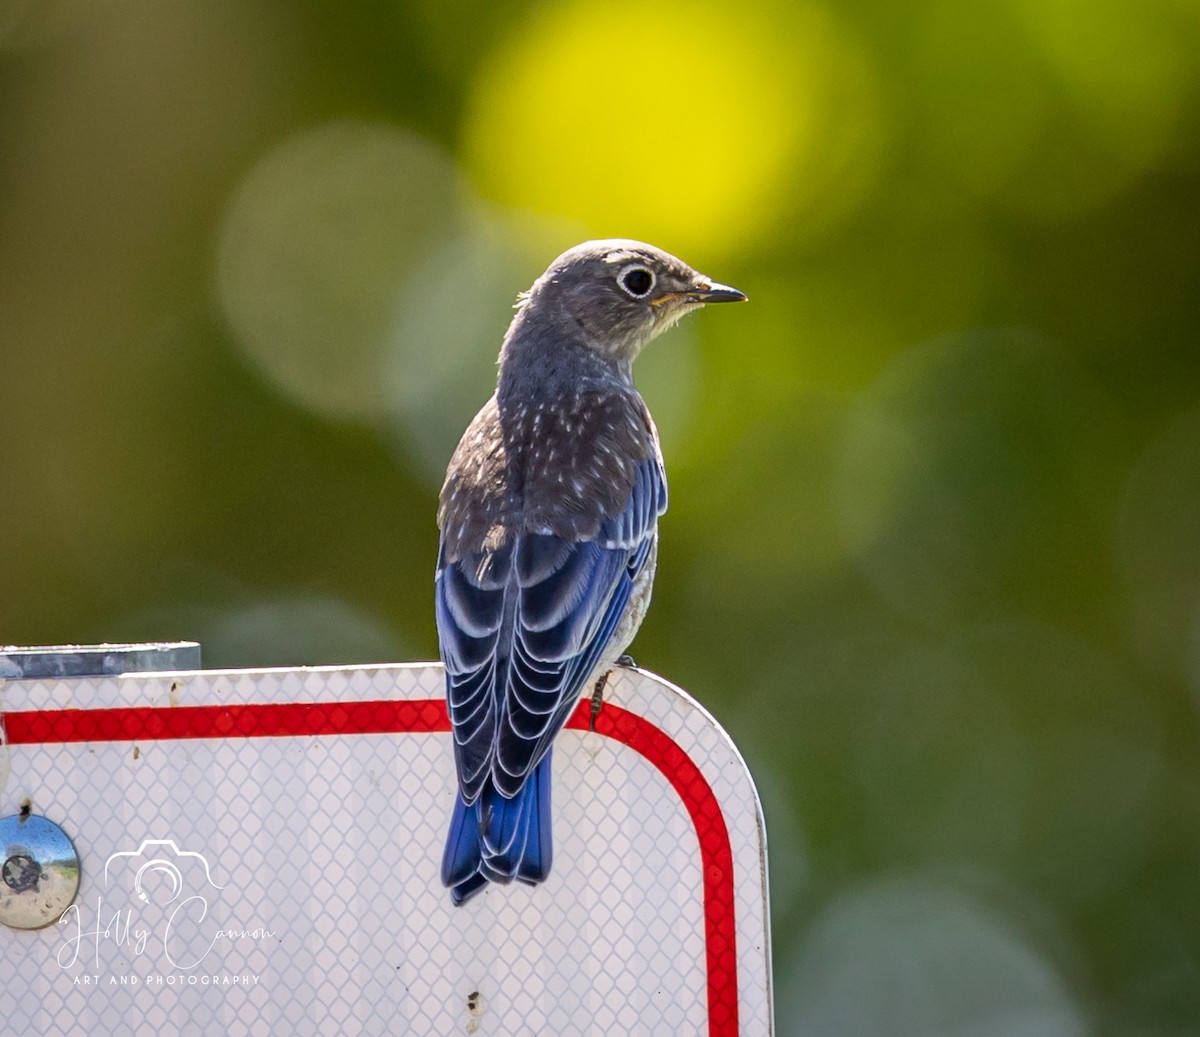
[2,854,41,893]
[0,814,80,930]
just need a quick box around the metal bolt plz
[2,854,41,893]
[0,814,80,930]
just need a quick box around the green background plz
[2,1,1199,1032]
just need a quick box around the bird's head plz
[514,239,746,366]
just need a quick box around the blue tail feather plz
[441,795,482,889]
[516,757,552,885]
[442,753,553,906]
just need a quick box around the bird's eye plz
[619,266,655,298]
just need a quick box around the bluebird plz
[436,239,746,905]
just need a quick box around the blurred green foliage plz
[2,0,1199,1032]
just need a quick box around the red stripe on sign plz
[2,699,450,743]
[3,697,739,1037]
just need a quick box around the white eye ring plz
[618,265,655,298]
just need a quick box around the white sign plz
[1,663,772,1035]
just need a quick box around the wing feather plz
[436,454,666,803]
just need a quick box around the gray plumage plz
[437,239,745,905]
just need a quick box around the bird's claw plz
[589,672,610,732]
[589,656,638,730]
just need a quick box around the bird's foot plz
[589,657,637,730]
[589,672,612,732]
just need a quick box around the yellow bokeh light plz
[463,0,882,255]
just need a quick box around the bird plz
[436,239,746,905]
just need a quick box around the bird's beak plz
[690,280,747,304]
[651,280,748,309]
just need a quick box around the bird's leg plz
[589,656,637,731]
[588,674,608,732]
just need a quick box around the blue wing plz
[436,454,667,803]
